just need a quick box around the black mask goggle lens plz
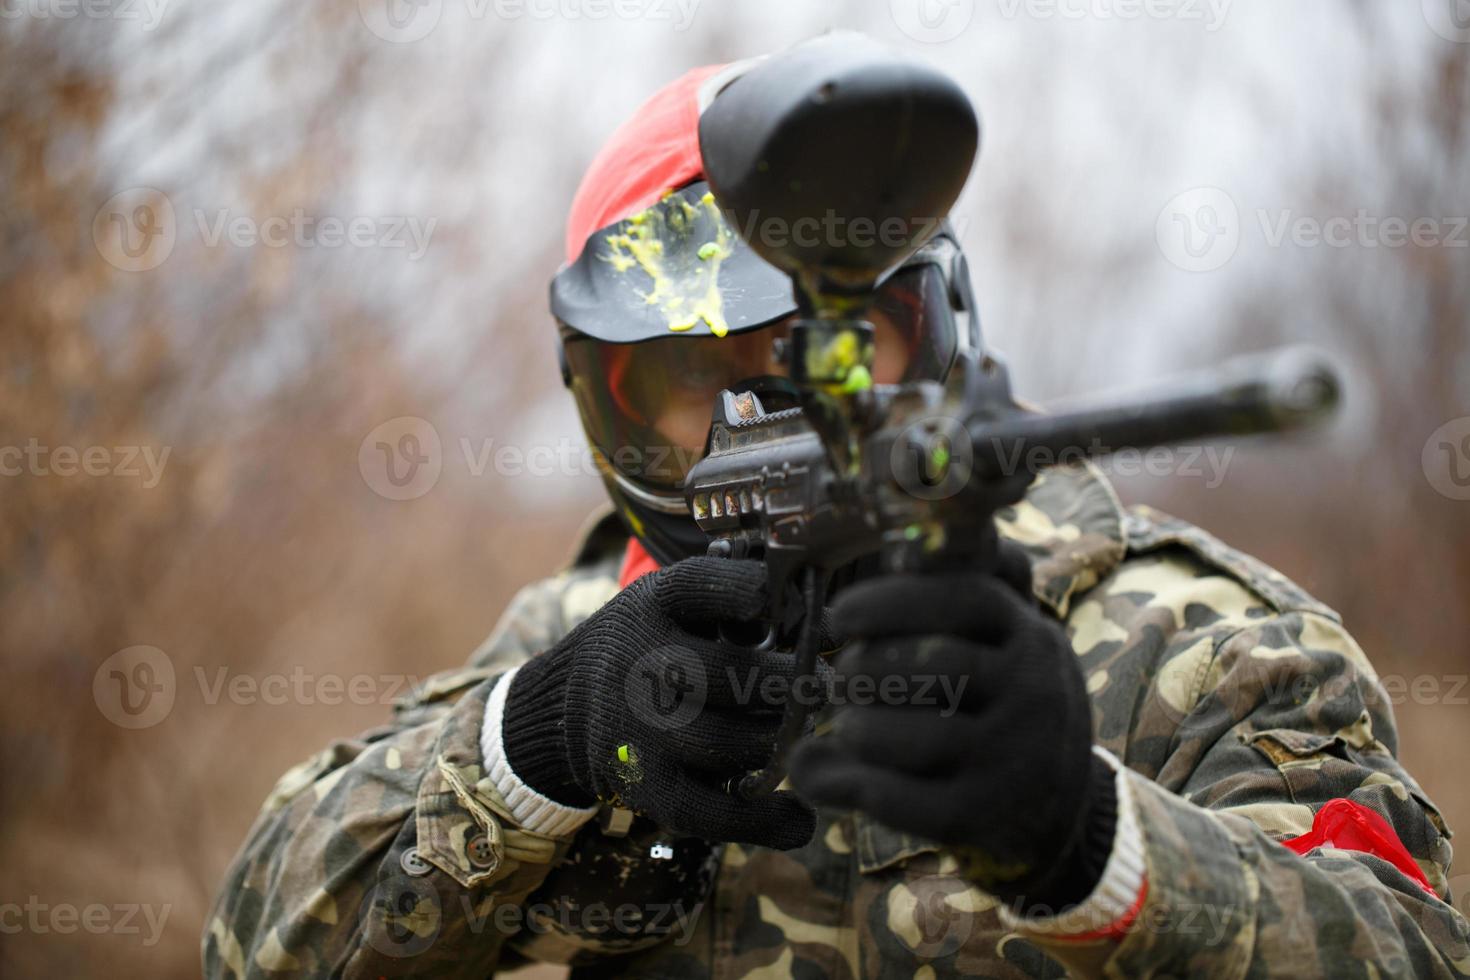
[561,261,960,492]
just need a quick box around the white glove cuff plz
[480,667,599,839]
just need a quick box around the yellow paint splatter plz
[602,190,734,337]
[802,327,874,394]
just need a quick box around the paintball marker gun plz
[688,33,1341,799]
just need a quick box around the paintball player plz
[206,45,1470,979]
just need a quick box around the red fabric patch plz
[1049,879,1151,945]
[1281,798,1435,895]
[618,536,661,590]
[564,63,727,263]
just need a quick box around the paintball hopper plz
[698,33,979,308]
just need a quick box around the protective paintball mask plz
[552,180,980,564]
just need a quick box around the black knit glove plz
[788,541,1117,910]
[503,556,816,851]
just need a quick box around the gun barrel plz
[971,346,1340,474]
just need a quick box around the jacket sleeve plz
[1025,543,1470,977]
[203,571,620,978]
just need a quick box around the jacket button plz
[467,834,498,869]
[399,848,433,877]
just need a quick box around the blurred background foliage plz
[1,0,1467,974]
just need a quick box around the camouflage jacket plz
[205,464,1470,978]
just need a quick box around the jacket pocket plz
[1243,727,1350,769]
[1242,727,1450,837]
